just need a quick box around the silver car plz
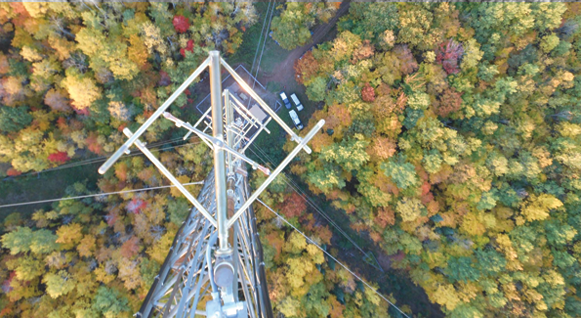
[290,93,304,111]
[288,110,303,130]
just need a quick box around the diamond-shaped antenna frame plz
[98,51,324,318]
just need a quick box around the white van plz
[288,110,303,130]
[290,93,304,111]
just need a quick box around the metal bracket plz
[163,112,271,176]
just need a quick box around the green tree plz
[6,255,44,281]
[30,229,60,255]
[2,226,34,254]
[540,34,560,53]
[306,163,345,193]
[167,197,190,226]
[271,3,314,50]
[306,76,327,102]
[319,134,370,172]
[92,286,130,318]
[397,4,436,50]
[445,256,480,283]
[347,3,399,40]
[43,270,76,299]
[381,154,419,190]
[0,106,32,133]
[396,197,425,222]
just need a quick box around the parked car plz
[290,93,304,111]
[288,109,303,130]
[279,92,291,109]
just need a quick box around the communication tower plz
[98,51,324,318]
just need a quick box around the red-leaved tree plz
[6,168,21,177]
[48,151,70,164]
[435,87,463,117]
[361,83,376,102]
[127,197,148,214]
[436,39,464,75]
[86,132,103,155]
[375,207,395,228]
[293,51,318,85]
[180,40,195,57]
[120,236,141,258]
[393,45,418,75]
[44,88,71,112]
[172,15,190,33]
[104,210,118,227]
[158,71,171,87]
[1,271,15,293]
[280,193,307,218]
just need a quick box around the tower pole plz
[209,51,230,253]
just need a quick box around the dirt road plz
[260,0,352,84]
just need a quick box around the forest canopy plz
[2,2,581,318]
[293,2,581,317]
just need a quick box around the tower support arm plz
[98,57,210,175]
[122,128,217,227]
[226,119,325,229]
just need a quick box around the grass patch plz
[266,81,283,93]
[0,162,101,222]
[256,37,291,75]
[228,3,291,75]
[248,111,290,166]
[228,2,273,66]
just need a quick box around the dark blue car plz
[279,92,291,110]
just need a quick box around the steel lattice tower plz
[98,51,324,318]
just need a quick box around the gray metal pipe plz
[209,51,230,253]
[206,232,219,295]
[225,90,234,174]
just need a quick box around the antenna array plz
[98,51,324,318]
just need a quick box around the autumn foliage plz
[47,152,70,164]
[180,39,195,57]
[280,192,307,218]
[6,168,21,177]
[2,3,581,318]
[361,83,376,102]
[436,39,464,75]
[294,51,318,85]
[297,3,581,317]
[158,70,171,86]
[434,87,463,117]
[172,15,190,33]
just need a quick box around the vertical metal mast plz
[98,51,324,318]
[209,51,229,253]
